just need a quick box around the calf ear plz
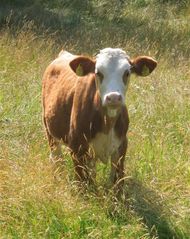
[69,56,95,76]
[131,56,157,77]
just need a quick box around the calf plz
[42,48,157,188]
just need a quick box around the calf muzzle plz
[104,92,122,107]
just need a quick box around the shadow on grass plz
[0,2,190,58]
[0,1,90,33]
[112,178,188,239]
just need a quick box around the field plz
[0,1,190,238]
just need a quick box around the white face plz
[95,48,131,110]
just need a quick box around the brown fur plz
[42,52,129,187]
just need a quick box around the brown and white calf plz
[42,48,157,187]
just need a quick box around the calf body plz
[42,48,157,187]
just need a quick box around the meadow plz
[0,1,190,238]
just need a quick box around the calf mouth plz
[105,105,121,118]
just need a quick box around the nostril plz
[106,95,111,102]
[117,94,122,101]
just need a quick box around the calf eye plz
[96,71,104,83]
[123,70,130,85]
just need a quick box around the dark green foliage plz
[1,0,34,6]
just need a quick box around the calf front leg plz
[86,156,96,185]
[110,138,127,189]
[72,153,96,185]
[72,154,88,182]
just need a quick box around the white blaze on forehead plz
[95,48,131,105]
[95,48,130,70]
[96,48,129,60]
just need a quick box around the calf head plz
[70,48,157,118]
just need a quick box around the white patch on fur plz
[89,129,121,164]
[95,48,131,106]
[51,50,76,65]
[58,50,74,58]
[107,109,117,118]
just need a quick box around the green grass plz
[0,1,190,238]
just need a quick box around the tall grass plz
[0,1,190,238]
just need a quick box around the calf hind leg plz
[48,136,63,164]
[43,118,63,164]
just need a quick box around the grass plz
[0,1,190,238]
